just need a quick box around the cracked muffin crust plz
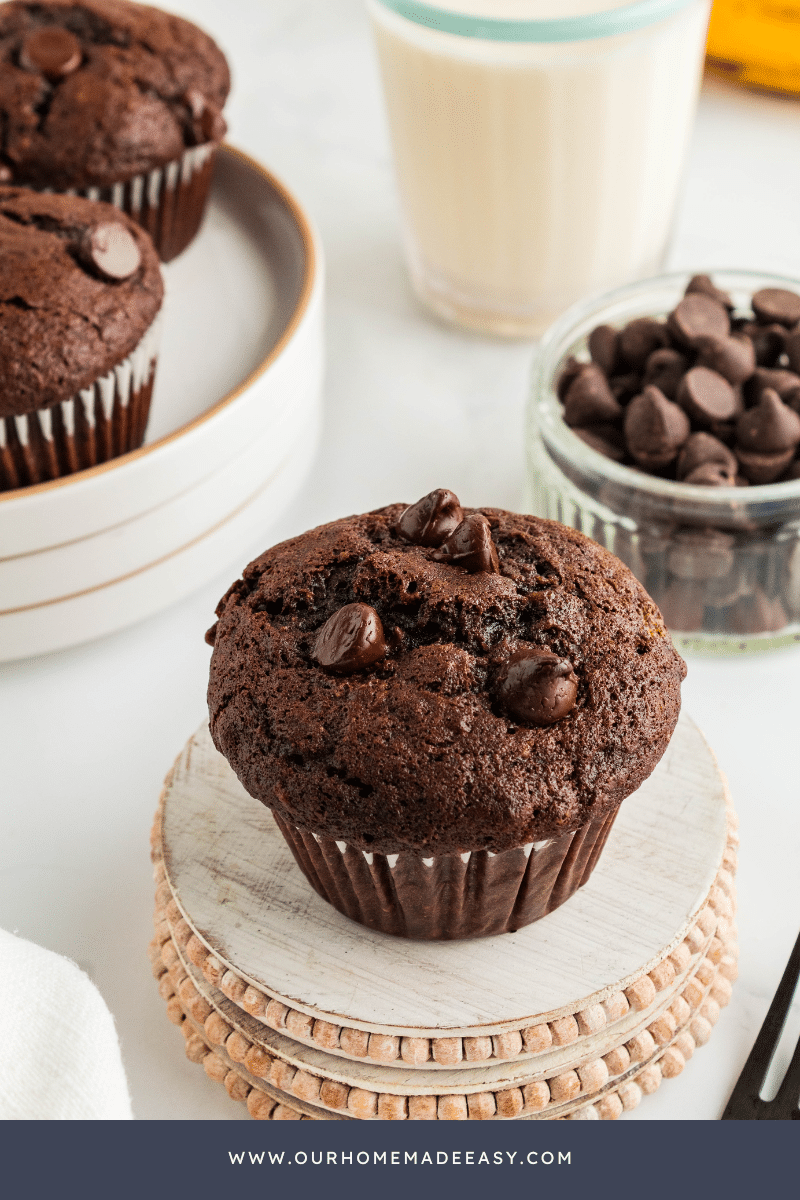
[0,186,162,418]
[0,0,230,189]
[207,504,686,859]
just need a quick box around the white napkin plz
[0,929,132,1119]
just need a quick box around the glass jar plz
[368,0,711,337]
[526,270,800,653]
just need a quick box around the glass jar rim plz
[530,268,800,519]
[371,0,698,42]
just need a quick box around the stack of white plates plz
[0,146,324,662]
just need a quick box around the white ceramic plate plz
[0,146,324,661]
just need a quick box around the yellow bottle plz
[706,0,800,95]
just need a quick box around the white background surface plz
[1,0,799,1121]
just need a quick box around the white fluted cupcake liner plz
[44,142,217,262]
[0,312,161,492]
[273,807,619,940]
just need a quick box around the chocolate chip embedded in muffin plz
[395,487,462,547]
[207,504,685,856]
[494,649,578,726]
[431,513,500,574]
[19,27,82,80]
[313,603,386,673]
[79,221,141,281]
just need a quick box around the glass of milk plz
[368,0,712,337]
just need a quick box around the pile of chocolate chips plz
[558,276,800,486]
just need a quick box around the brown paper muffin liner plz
[51,142,217,263]
[0,313,161,493]
[272,808,619,940]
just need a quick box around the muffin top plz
[0,0,230,188]
[0,186,163,417]
[208,497,686,856]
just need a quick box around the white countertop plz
[1,0,799,1121]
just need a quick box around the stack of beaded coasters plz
[149,711,738,1121]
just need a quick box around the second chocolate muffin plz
[0,186,163,491]
[208,494,686,939]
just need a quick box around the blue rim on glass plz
[373,0,697,42]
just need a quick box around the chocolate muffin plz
[207,493,686,939]
[0,186,163,491]
[0,0,230,260]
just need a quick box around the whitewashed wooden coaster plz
[151,710,738,1118]
[155,712,732,1054]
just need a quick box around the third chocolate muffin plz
[207,492,686,940]
[0,0,230,260]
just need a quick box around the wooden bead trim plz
[164,903,733,1099]
[152,897,736,1120]
[151,800,737,1070]
[157,943,732,1122]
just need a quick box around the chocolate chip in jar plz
[556,355,585,401]
[785,327,800,376]
[737,321,786,368]
[683,462,736,486]
[624,386,690,469]
[734,386,800,484]
[562,363,622,426]
[735,446,796,485]
[676,366,741,428]
[572,425,626,462]
[668,292,730,347]
[617,317,669,371]
[587,324,619,375]
[728,589,788,635]
[665,528,735,582]
[751,288,800,328]
[736,388,800,455]
[676,432,738,481]
[642,347,689,399]
[685,274,734,311]
[693,333,755,386]
[744,367,800,406]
